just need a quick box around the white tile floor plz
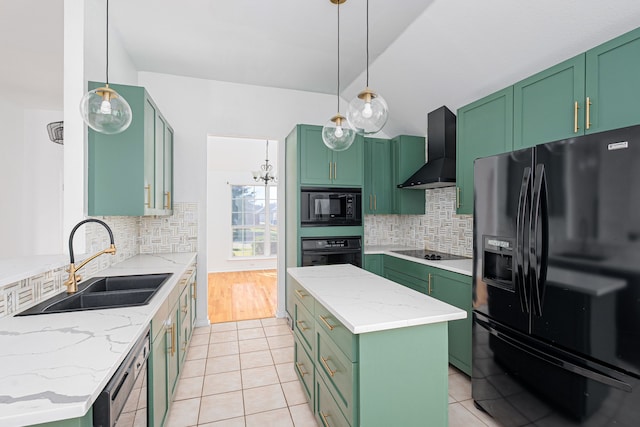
[167,317,500,427]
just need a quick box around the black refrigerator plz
[472,125,640,426]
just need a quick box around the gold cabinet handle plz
[333,162,337,180]
[164,191,171,209]
[181,303,188,315]
[296,320,309,331]
[456,187,461,209]
[369,194,372,210]
[320,356,336,377]
[320,412,332,426]
[586,96,592,130]
[295,289,307,298]
[166,323,176,356]
[145,185,151,208]
[319,315,335,331]
[374,194,377,210]
[574,101,579,133]
[428,273,432,295]
[295,362,308,377]
[191,279,197,300]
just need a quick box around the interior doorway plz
[206,136,279,323]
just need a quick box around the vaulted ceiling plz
[3,0,640,136]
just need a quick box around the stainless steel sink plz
[16,273,172,316]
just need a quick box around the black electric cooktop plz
[391,249,470,261]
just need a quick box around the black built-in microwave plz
[300,187,362,226]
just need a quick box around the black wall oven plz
[301,237,362,268]
[300,187,362,226]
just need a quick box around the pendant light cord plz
[366,0,369,87]
[336,2,341,113]
[106,0,109,85]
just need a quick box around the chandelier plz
[252,140,277,185]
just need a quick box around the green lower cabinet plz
[30,410,93,427]
[290,275,452,426]
[148,264,197,427]
[456,86,514,215]
[429,270,472,375]
[382,255,472,376]
[363,254,383,276]
[358,323,449,427]
[150,328,169,427]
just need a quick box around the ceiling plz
[3,0,640,136]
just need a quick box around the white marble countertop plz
[364,245,473,276]
[0,252,197,427]
[288,264,467,334]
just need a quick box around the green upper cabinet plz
[298,125,363,187]
[391,135,426,214]
[585,26,640,134]
[456,87,513,215]
[88,82,173,216]
[364,138,392,214]
[514,55,586,149]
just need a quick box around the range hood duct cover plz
[398,106,456,189]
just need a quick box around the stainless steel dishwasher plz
[93,326,150,427]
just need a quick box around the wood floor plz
[207,269,277,323]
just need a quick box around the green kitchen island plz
[288,264,467,427]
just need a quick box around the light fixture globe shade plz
[322,114,356,151]
[346,88,388,135]
[80,86,133,134]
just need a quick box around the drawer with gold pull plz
[292,279,315,314]
[316,325,357,426]
[294,334,314,406]
[316,373,351,427]
[315,301,358,362]
[294,301,315,353]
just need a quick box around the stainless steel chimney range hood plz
[398,106,457,189]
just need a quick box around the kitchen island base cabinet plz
[358,323,449,427]
[290,270,454,427]
[301,315,450,427]
[30,410,93,427]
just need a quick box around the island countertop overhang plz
[287,264,467,334]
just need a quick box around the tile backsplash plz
[365,187,473,257]
[0,202,198,318]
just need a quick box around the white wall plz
[138,71,338,318]
[0,100,28,257]
[207,136,278,272]
[0,101,63,257]
[23,110,64,255]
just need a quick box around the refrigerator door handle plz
[530,164,549,317]
[516,167,532,313]
[476,315,633,393]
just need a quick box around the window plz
[231,185,278,257]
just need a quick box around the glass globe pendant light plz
[79,0,132,135]
[322,0,356,152]
[346,0,388,135]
